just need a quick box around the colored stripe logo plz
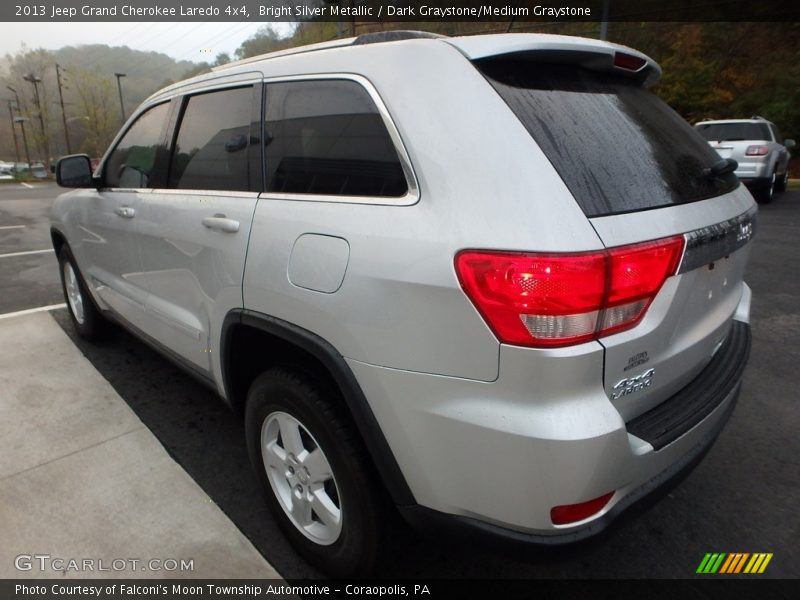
[697,552,773,574]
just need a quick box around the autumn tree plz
[3,46,56,165]
[69,67,117,157]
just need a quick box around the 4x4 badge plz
[737,221,754,243]
[611,368,655,400]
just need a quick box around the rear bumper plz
[735,157,771,181]
[626,319,750,450]
[350,309,751,539]
[399,381,741,548]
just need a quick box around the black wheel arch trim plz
[221,308,416,507]
[50,225,69,252]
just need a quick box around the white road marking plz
[0,225,26,230]
[20,182,34,189]
[0,303,66,320]
[0,249,53,259]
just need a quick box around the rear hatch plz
[457,36,755,422]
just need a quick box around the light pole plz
[114,73,126,122]
[23,73,50,172]
[600,0,611,40]
[14,116,33,173]
[7,86,24,169]
[6,85,22,118]
[55,64,72,154]
[5,98,21,167]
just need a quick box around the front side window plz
[264,80,408,198]
[104,102,169,188]
[169,86,256,192]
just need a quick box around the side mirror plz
[784,139,796,149]
[56,154,95,188]
[225,134,248,153]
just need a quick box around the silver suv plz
[695,117,795,203]
[51,32,755,576]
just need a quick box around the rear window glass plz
[263,80,408,198]
[476,60,738,217]
[695,122,772,142]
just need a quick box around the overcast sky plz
[0,22,295,63]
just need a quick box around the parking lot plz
[1,181,798,579]
[0,184,64,315]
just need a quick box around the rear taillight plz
[745,145,769,156]
[455,236,684,348]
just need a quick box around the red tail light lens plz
[745,145,769,156]
[455,236,684,347]
[602,238,685,335]
[551,491,615,525]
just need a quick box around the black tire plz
[756,172,776,203]
[245,367,388,576]
[775,169,788,193]
[58,245,110,340]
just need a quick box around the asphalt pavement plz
[0,181,798,579]
[0,183,63,314]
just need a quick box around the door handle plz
[202,215,240,233]
[114,206,135,218]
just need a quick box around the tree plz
[235,26,292,60]
[3,46,55,161]
[70,67,117,157]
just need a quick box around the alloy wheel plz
[261,411,342,545]
[63,261,85,325]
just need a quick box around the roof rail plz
[352,30,448,45]
[751,115,768,121]
[212,37,356,71]
[212,30,446,72]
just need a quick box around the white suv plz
[51,32,755,575]
[696,116,795,203]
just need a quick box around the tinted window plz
[476,60,738,217]
[769,124,783,145]
[264,80,407,197]
[695,122,772,142]
[105,102,169,188]
[169,86,256,191]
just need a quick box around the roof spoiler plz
[446,34,661,87]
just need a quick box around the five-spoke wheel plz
[245,367,389,576]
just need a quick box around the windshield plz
[476,60,739,217]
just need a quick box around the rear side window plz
[476,60,738,217]
[169,86,256,192]
[105,102,169,188]
[696,122,772,142]
[263,80,407,197]
[769,124,783,145]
